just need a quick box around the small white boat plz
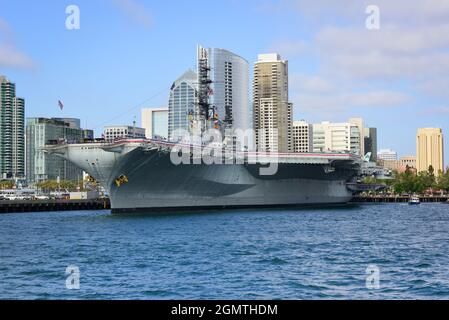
[409,196,421,205]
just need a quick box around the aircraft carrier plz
[44,46,362,213]
[45,139,361,213]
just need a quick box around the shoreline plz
[351,196,449,204]
[1,197,448,214]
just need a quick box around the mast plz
[191,45,230,147]
[195,45,214,135]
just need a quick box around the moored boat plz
[409,196,421,205]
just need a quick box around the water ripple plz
[1,204,449,299]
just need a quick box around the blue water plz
[1,204,449,300]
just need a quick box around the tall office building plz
[208,48,250,133]
[26,118,89,183]
[292,120,313,153]
[417,128,444,174]
[53,118,93,140]
[0,76,25,180]
[253,54,292,153]
[168,69,197,141]
[312,120,363,155]
[364,127,378,162]
[378,149,398,161]
[141,107,168,140]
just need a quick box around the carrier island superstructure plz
[44,47,362,213]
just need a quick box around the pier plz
[1,197,448,214]
[351,196,449,204]
[0,199,111,214]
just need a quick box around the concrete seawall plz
[0,199,111,214]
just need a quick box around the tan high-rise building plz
[416,128,444,175]
[253,54,292,152]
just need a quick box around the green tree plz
[36,180,84,192]
[417,172,434,191]
[392,168,436,195]
[36,180,59,192]
[0,180,14,190]
[437,169,449,192]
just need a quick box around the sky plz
[1,0,449,161]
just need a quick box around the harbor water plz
[1,203,449,300]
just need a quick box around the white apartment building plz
[312,121,362,155]
[103,125,146,142]
[378,149,398,161]
[292,120,313,153]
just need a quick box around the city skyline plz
[1,1,449,161]
[2,2,449,303]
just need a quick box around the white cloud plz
[313,22,449,81]
[317,24,449,55]
[294,90,409,114]
[369,0,449,24]
[271,0,449,24]
[0,44,35,69]
[0,18,35,70]
[269,40,308,57]
[417,77,449,99]
[262,0,449,111]
[290,74,334,93]
[425,106,449,115]
[323,51,449,80]
[112,0,154,29]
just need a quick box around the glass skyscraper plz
[0,76,25,180]
[168,69,197,141]
[208,48,250,134]
[168,48,250,146]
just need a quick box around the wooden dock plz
[351,196,449,204]
[0,199,111,214]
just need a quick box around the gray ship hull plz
[45,141,360,213]
[109,148,355,213]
